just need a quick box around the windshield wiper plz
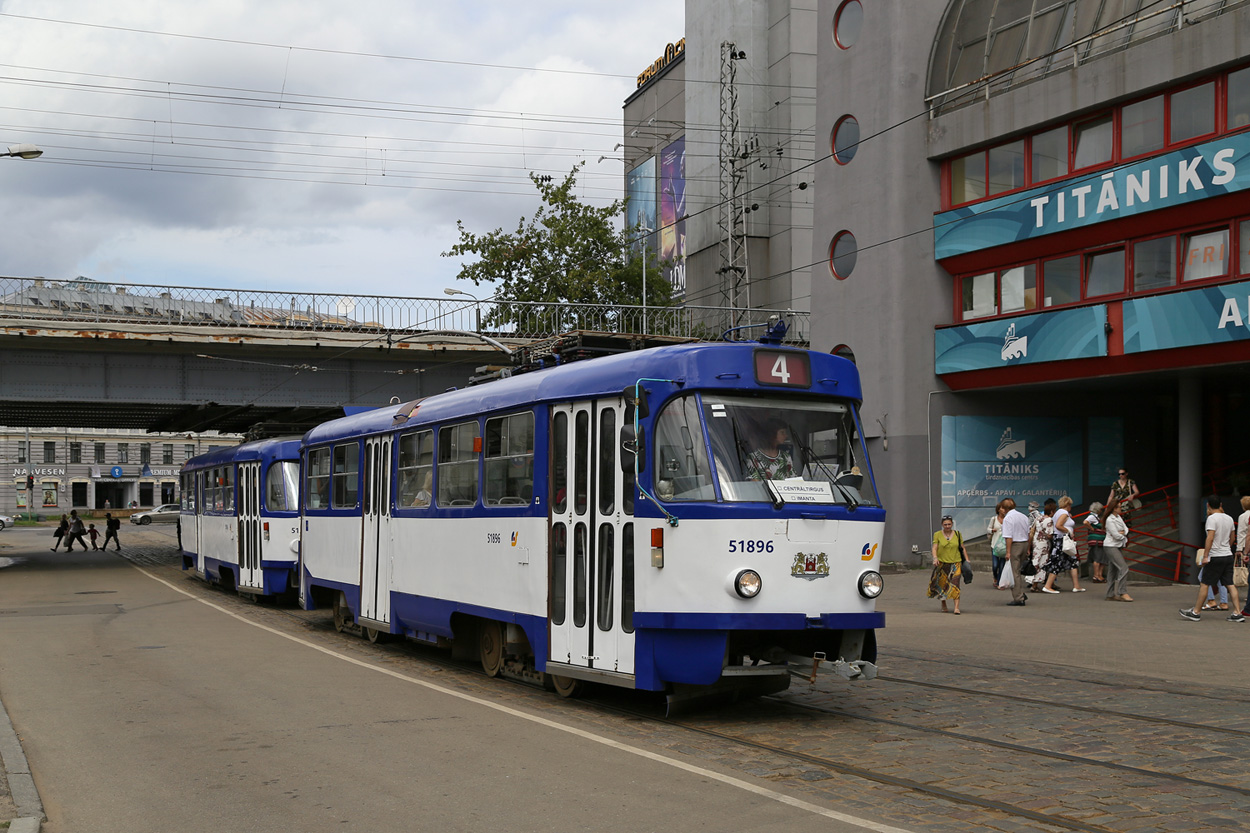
[786,422,858,509]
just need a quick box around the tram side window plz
[652,395,714,501]
[306,448,331,509]
[437,421,480,507]
[596,523,614,631]
[621,524,634,634]
[332,443,359,509]
[552,412,568,514]
[265,461,299,512]
[484,412,534,506]
[208,467,222,510]
[598,409,615,515]
[551,522,567,625]
[398,430,434,508]
[222,466,235,512]
[622,403,635,515]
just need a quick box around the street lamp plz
[444,287,481,332]
[3,143,42,160]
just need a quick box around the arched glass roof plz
[927,0,1244,113]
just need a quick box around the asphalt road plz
[0,525,906,833]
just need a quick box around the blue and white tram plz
[180,438,302,599]
[299,339,885,699]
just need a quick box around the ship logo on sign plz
[996,427,1026,460]
[1002,322,1028,361]
[791,552,830,581]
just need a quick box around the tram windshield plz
[651,393,876,505]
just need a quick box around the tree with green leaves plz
[442,164,673,332]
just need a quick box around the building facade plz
[812,0,1250,560]
[4,427,240,515]
[622,0,818,321]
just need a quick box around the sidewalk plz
[0,688,42,833]
[875,566,1250,690]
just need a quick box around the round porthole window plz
[834,0,863,50]
[832,115,860,164]
[830,231,858,280]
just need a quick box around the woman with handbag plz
[1042,495,1085,594]
[928,515,965,615]
[1101,500,1133,602]
[1084,501,1107,583]
[988,502,1007,585]
[50,514,68,552]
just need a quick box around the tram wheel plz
[549,674,584,699]
[364,626,386,644]
[479,620,504,677]
[332,593,350,633]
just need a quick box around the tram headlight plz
[734,569,762,599]
[858,571,884,599]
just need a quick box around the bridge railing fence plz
[0,277,809,343]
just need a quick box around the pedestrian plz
[988,502,1007,585]
[1042,495,1084,594]
[1107,468,1140,526]
[50,513,69,552]
[87,523,100,550]
[1028,499,1056,592]
[1084,501,1107,583]
[927,514,965,615]
[1001,498,1030,606]
[1239,497,1250,618]
[65,510,89,551]
[1179,495,1244,622]
[1101,500,1133,602]
[103,512,121,551]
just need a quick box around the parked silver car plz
[129,504,181,525]
[0,513,12,530]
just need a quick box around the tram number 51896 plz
[729,539,774,554]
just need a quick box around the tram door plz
[360,437,394,626]
[549,398,636,677]
[237,461,263,592]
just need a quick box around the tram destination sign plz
[754,349,811,388]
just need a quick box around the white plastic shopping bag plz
[997,559,1014,590]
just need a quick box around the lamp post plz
[637,225,654,335]
[443,287,481,332]
[2,143,42,160]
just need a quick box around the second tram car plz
[181,437,301,599]
[298,338,885,701]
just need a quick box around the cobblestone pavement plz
[8,528,1248,833]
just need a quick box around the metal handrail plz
[0,276,811,344]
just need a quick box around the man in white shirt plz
[1180,495,1243,622]
[1000,498,1031,606]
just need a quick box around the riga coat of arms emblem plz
[791,552,830,580]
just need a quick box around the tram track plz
[139,556,1247,833]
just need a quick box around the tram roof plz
[304,342,862,445]
[183,436,301,470]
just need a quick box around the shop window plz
[1120,95,1163,158]
[1229,67,1250,131]
[1073,115,1112,169]
[950,152,985,204]
[987,141,1024,195]
[1085,249,1126,297]
[72,482,87,507]
[999,265,1037,314]
[1182,229,1230,282]
[139,483,154,506]
[1031,126,1067,183]
[41,481,57,508]
[1241,220,1250,275]
[961,272,996,319]
[1132,237,1176,292]
[1170,82,1215,144]
[1042,256,1080,307]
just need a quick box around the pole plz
[24,426,31,521]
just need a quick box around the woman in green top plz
[927,515,966,614]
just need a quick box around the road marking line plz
[133,565,915,833]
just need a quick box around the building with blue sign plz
[813,1,1250,561]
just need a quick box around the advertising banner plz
[659,136,686,295]
[935,305,1106,374]
[934,131,1250,260]
[941,416,1084,538]
[1123,279,1250,353]
[626,157,657,257]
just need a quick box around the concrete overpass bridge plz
[0,277,809,437]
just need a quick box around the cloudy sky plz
[0,1,682,299]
